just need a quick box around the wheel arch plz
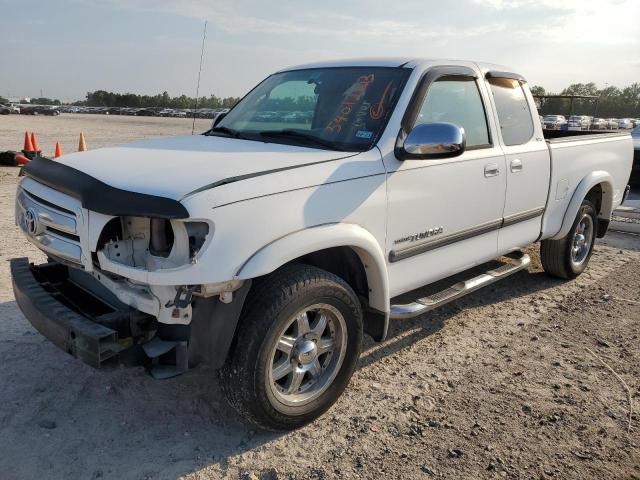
[235,223,390,314]
[551,171,614,240]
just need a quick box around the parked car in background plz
[195,108,214,118]
[19,105,36,115]
[157,108,187,118]
[42,105,230,118]
[41,106,60,116]
[618,118,634,130]
[0,104,11,115]
[210,108,230,126]
[542,115,567,130]
[20,105,60,116]
[57,106,74,113]
[606,119,619,130]
[591,118,608,130]
[135,108,156,116]
[567,115,591,131]
[7,104,21,114]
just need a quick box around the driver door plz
[383,67,507,297]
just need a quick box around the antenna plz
[192,20,208,135]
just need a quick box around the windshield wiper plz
[258,130,342,151]
[206,126,244,138]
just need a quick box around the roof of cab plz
[277,57,416,72]
[278,57,517,77]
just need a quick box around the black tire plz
[541,199,597,280]
[220,264,363,431]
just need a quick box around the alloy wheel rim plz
[268,303,347,407]
[571,213,594,267]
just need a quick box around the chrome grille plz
[16,182,83,265]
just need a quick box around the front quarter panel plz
[236,223,390,312]
[178,149,389,302]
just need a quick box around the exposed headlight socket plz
[149,218,174,258]
[185,222,210,260]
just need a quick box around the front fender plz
[551,171,614,240]
[235,223,390,313]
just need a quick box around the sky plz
[1,0,638,102]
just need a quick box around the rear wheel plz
[541,199,597,279]
[220,264,363,431]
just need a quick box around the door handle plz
[510,159,523,173]
[484,163,500,177]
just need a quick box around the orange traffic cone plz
[30,132,41,154]
[23,131,34,152]
[15,154,30,166]
[54,142,63,158]
[78,132,87,152]
[22,131,36,159]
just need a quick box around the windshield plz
[212,67,410,151]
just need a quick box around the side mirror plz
[396,122,466,160]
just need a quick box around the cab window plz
[414,77,490,148]
[488,78,534,146]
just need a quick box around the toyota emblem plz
[24,208,39,235]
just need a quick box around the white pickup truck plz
[12,58,633,430]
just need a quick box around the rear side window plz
[414,77,490,148]
[488,78,534,146]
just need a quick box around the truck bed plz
[541,130,633,239]
[543,129,630,141]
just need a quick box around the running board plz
[390,251,530,320]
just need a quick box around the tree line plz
[1,96,61,105]
[531,83,640,118]
[78,90,240,109]
[261,95,315,112]
[5,82,639,118]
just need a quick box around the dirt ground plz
[0,113,211,155]
[0,115,639,480]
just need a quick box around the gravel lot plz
[0,113,211,155]
[0,115,639,479]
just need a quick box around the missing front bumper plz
[10,258,156,368]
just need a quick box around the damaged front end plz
[88,214,251,377]
[11,258,156,368]
[94,214,214,326]
[13,160,250,378]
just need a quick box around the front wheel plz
[541,199,597,279]
[220,264,363,431]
